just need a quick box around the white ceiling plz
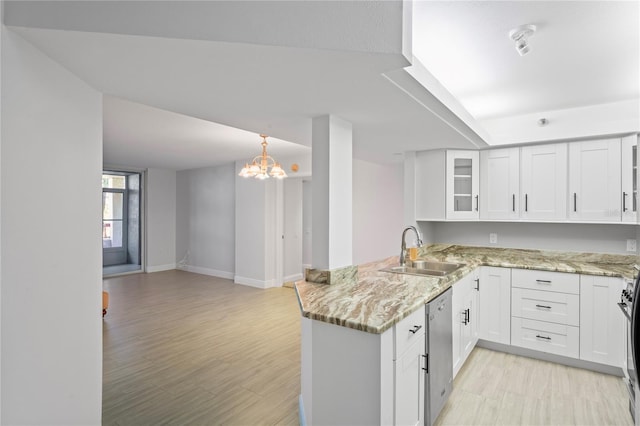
[413,1,639,121]
[5,1,640,170]
[103,96,311,170]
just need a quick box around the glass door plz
[102,174,128,266]
[446,151,479,220]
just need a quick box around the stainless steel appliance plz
[425,288,453,426]
[619,268,640,423]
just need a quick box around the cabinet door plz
[463,284,479,360]
[451,275,468,378]
[446,151,479,220]
[394,338,425,426]
[479,267,511,345]
[480,148,520,220]
[521,143,567,221]
[569,139,621,222]
[580,275,625,367]
[621,134,638,223]
[452,272,478,378]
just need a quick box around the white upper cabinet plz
[568,139,621,222]
[446,151,479,220]
[480,148,520,220]
[520,143,568,221]
[621,134,638,223]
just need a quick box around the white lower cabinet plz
[452,269,479,378]
[301,305,426,425]
[511,287,580,326]
[579,274,625,367]
[511,269,581,358]
[394,305,426,426]
[511,317,580,358]
[394,337,425,426]
[478,266,511,345]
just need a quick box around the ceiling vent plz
[509,24,537,56]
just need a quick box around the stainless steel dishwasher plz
[425,288,453,426]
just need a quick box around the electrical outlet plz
[627,239,637,252]
[489,233,498,244]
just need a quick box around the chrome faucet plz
[400,226,423,266]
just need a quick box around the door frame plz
[102,167,146,273]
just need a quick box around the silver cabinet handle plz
[573,193,577,212]
[536,334,551,340]
[512,194,515,212]
[535,279,552,284]
[624,192,628,212]
[422,354,429,372]
[535,304,551,309]
[461,310,468,325]
[475,195,479,211]
[409,325,422,334]
[474,278,480,291]
[525,194,528,212]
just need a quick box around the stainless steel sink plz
[380,261,464,277]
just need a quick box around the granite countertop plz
[294,244,638,335]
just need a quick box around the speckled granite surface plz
[294,244,638,335]
[305,265,358,285]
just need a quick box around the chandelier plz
[238,134,287,180]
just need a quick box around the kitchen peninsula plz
[295,244,636,425]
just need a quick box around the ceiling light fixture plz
[509,24,537,56]
[238,134,287,180]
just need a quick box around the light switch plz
[489,233,498,244]
[627,239,637,252]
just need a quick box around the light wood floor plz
[102,270,300,425]
[104,270,632,425]
[435,347,632,426]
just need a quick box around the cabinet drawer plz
[511,269,579,295]
[511,317,579,358]
[512,288,579,326]
[394,306,425,359]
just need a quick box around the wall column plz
[311,115,353,270]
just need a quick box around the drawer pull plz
[535,279,552,284]
[409,325,422,334]
[535,304,551,310]
[536,334,551,341]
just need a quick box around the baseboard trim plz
[477,339,624,377]
[284,273,304,283]
[234,276,278,289]
[179,264,234,280]
[146,263,176,273]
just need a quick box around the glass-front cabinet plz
[622,134,639,223]
[446,151,479,220]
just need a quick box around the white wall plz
[424,221,637,255]
[176,163,235,278]
[302,180,313,268]
[234,161,279,288]
[1,27,102,425]
[352,159,404,265]
[283,178,303,281]
[146,168,177,272]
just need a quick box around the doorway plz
[102,171,143,276]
